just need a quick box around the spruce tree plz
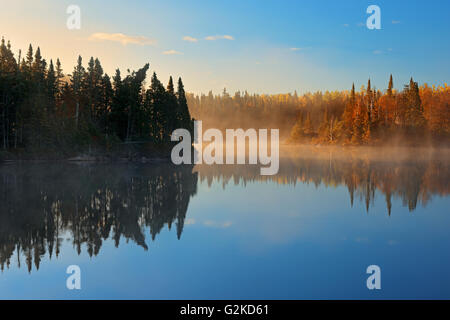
[25,44,33,71]
[46,60,57,113]
[166,76,178,134]
[176,77,193,135]
[71,55,85,127]
[343,83,356,140]
[148,72,167,142]
[55,58,64,99]
[387,74,393,97]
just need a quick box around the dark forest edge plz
[0,38,194,161]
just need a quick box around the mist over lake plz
[1,147,448,299]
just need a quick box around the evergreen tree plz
[147,72,167,143]
[405,77,425,128]
[55,58,64,100]
[71,55,85,127]
[99,73,113,133]
[25,44,33,72]
[176,77,193,135]
[110,69,127,138]
[387,74,393,97]
[166,76,178,135]
[46,60,57,113]
[123,63,149,141]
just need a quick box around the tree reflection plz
[195,151,449,216]
[0,151,448,273]
[0,163,197,272]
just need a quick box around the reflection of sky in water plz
[1,161,449,299]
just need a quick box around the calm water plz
[0,148,449,299]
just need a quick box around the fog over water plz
[0,146,449,298]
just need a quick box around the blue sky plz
[1,0,449,94]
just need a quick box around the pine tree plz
[110,68,126,138]
[387,74,393,97]
[32,47,46,93]
[125,63,149,140]
[25,44,33,71]
[176,77,193,135]
[55,58,64,99]
[99,73,113,133]
[84,57,104,122]
[366,79,373,135]
[166,76,178,134]
[147,72,167,142]
[46,59,57,113]
[71,55,85,127]
[405,77,425,128]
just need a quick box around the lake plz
[0,147,449,299]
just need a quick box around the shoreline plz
[0,147,173,164]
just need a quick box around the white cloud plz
[373,50,383,54]
[162,50,183,55]
[343,23,349,27]
[205,35,234,41]
[290,47,310,52]
[392,20,401,24]
[183,36,198,42]
[89,32,156,46]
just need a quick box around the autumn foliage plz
[289,76,449,146]
[188,76,449,146]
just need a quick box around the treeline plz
[187,77,449,145]
[0,38,193,154]
[290,76,449,145]
[187,89,299,138]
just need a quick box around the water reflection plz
[0,150,448,273]
[195,150,449,214]
[0,163,198,272]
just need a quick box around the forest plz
[0,38,193,158]
[1,36,449,158]
[188,76,449,146]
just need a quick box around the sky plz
[1,0,449,94]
